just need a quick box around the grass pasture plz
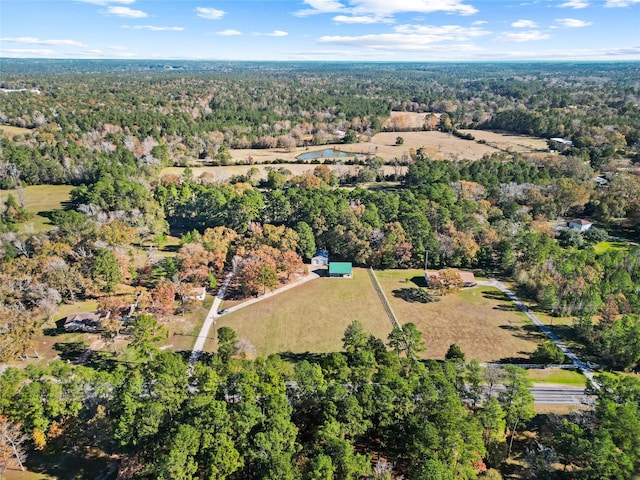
[213,267,393,358]
[375,269,544,362]
[0,184,73,232]
[0,124,33,138]
[527,368,587,387]
[460,129,549,153]
[214,267,545,363]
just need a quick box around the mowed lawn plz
[213,268,393,357]
[375,269,544,362]
[0,184,73,232]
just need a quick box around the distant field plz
[0,184,73,232]
[213,267,392,357]
[161,163,405,183]
[375,269,544,362]
[0,124,33,138]
[460,129,549,153]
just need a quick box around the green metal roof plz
[329,262,352,275]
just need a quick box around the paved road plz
[488,383,591,406]
[478,279,596,387]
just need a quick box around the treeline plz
[1,321,638,479]
[1,61,638,187]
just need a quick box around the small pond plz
[297,148,362,160]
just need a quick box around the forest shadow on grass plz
[279,351,325,364]
[392,287,439,304]
[53,341,87,362]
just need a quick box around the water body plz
[297,148,362,160]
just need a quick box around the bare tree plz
[0,416,28,472]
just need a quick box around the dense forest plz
[1,60,639,478]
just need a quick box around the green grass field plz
[593,240,629,254]
[0,184,73,232]
[214,267,393,357]
[527,368,587,387]
[375,269,544,362]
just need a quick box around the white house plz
[568,219,592,232]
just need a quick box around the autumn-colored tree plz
[150,281,177,317]
[177,242,212,284]
[279,250,305,280]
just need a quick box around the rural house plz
[64,312,109,332]
[568,219,592,232]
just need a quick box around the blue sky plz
[1,0,639,61]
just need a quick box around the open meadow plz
[213,267,393,358]
[213,267,545,362]
[375,269,544,362]
[0,184,73,232]
[0,124,33,138]
[163,128,549,175]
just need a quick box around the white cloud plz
[104,6,147,18]
[511,19,538,28]
[554,18,592,27]
[332,14,393,23]
[1,48,56,56]
[77,0,135,4]
[559,0,589,8]
[605,0,640,6]
[107,44,127,50]
[121,25,184,31]
[216,29,242,36]
[196,7,225,20]
[0,36,87,47]
[394,24,491,38]
[296,0,478,17]
[472,20,488,25]
[254,30,289,37]
[496,30,551,42]
[295,0,345,16]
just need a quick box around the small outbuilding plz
[311,249,329,266]
[568,219,592,232]
[329,262,353,278]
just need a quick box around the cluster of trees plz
[2,61,638,187]
[2,320,637,478]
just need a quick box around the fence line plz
[368,267,401,331]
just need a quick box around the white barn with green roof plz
[328,262,352,278]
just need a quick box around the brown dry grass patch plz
[376,269,544,362]
[212,267,392,358]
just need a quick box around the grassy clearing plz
[375,269,544,362]
[527,368,587,387]
[593,240,629,254]
[214,268,392,358]
[0,185,73,232]
[0,124,33,138]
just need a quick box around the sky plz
[1,0,639,61]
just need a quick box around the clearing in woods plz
[214,267,544,362]
[213,267,392,358]
[0,184,73,232]
[376,269,544,362]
